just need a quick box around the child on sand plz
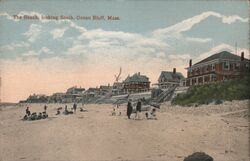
[112,107,116,116]
[116,104,121,116]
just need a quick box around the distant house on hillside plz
[186,51,250,86]
[49,93,63,103]
[66,86,85,95]
[157,68,184,89]
[26,94,48,103]
[112,82,124,95]
[85,87,99,96]
[123,72,150,93]
[99,85,112,95]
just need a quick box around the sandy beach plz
[0,100,249,161]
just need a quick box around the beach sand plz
[0,100,249,161]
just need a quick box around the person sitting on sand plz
[56,109,60,115]
[145,108,157,120]
[23,115,28,120]
[37,112,43,120]
[26,107,31,116]
[42,111,48,119]
[30,112,37,120]
[150,108,157,120]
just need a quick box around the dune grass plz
[172,70,250,106]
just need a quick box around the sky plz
[0,0,249,102]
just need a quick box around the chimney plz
[189,59,192,67]
[241,52,244,61]
[138,72,140,76]
[173,68,176,74]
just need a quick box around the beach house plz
[123,72,150,93]
[185,51,250,86]
[156,68,185,89]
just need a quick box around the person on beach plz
[73,103,77,114]
[135,100,142,120]
[151,108,157,119]
[64,105,68,114]
[37,112,43,120]
[112,107,116,116]
[127,100,133,119]
[44,105,47,112]
[146,108,157,120]
[56,109,60,115]
[116,104,121,116]
[26,107,31,116]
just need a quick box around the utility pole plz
[235,42,237,55]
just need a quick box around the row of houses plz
[21,51,249,103]
[112,50,249,93]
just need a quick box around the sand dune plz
[0,100,249,161]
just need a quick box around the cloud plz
[23,50,39,57]
[168,54,191,60]
[76,28,169,50]
[22,47,53,57]
[23,24,42,42]
[39,47,54,54]
[50,28,67,39]
[0,12,17,21]
[185,37,212,43]
[0,42,30,51]
[153,11,248,37]
[66,44,88,55]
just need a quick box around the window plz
[223,61,229,70]
[235,63,240,70]
[246,63,249,69]
[212,64,215,71]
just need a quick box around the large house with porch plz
[123,72,150,93]
[157,68,184,89]
[185,51,249,86]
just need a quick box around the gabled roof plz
[158,71,184,81]
[194,51,244,66]
[124,73,149,83]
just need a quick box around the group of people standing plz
[127,99,156,120]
